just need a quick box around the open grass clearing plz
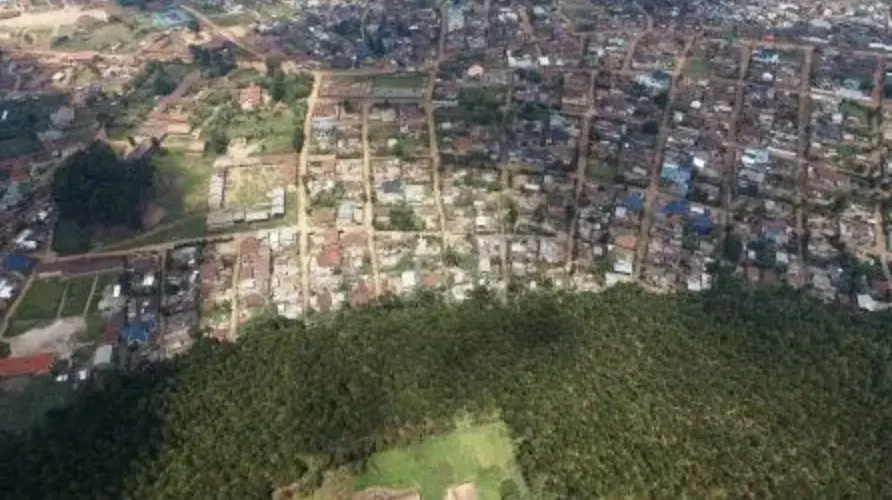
[59,276,97,318]
[5,319,52,339]
[372,74,427,90]
[225,106,296,152]
[79,313,107,343]
[348,421,526,500]
[52,18,156,53]
[153,150,214,221]
[208,12,256,27]
[104,214,209,251]
[12,279,67,322]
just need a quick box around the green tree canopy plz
[1,285,892,498]
[52,142,155,230]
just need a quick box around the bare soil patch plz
[7,317,86,358]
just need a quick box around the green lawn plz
[53,21,155,53]
[373,74,427,90]
[153,150,214,221]
[12,279,67,322]
[685,56,712,75]
[208,12,256,27]
[5,319,52,338]
[106,214,209,251]
[353,421,527,500]
[59,276,97,318]
[79,313,108,343]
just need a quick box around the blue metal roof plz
[2,253,31,272]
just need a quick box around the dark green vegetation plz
[105,61,193,137]
[52,142,156,253]
[2,284,892,499]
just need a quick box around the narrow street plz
[296,73,322,313]
[719,43,752,241]
[793,47,814,287]
[564,70,597,275]
[632,36,696,281]
[360,102,382,295]
[426,4,449,250]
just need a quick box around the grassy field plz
[226,106,296,152]
[105,214,209,251]
[59,276,97,318]
[373,74,427,90]
[53,19,155,53]
[53,150,212,254]
[153,150,214,222]
[350,421,527,500]
[12,279,67,323]
[5,319,52,338]
[208,12,256,27]
[79,313,107,343]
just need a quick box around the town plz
[0,0,890,398]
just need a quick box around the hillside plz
[1,284,891,499]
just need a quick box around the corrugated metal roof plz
[0,353,54,377]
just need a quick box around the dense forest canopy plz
[52,142,156,230]
[1,284,892,498]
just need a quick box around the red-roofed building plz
[239,84,266,111]
[317,245,342,268]
[106,310,126,343]
[0,353,54,377]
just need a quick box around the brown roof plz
[615,234,638,250]
[240,237,261,255]
[0,353,54,377]
[349,280,373,307]
[239,85,264,107]
[316,291,333,312]
[340,231,367,247]
[317,246,342,268]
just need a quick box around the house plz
[124,321,152,345]
[92,344,114,369]
[106,310,126,343]
[239,84,266,111]
[0,353,54,377]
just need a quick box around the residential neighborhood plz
[1,0,892,394]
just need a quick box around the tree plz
[2,286,892,499]
[291,127,305,153]
[52,142,154,230]
[205,129,229,155]
[269,70,287,103]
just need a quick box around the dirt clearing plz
[7,317,86,358]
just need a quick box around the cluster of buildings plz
[5,0,892,391]
[206,155,293,229]
[257,0,440,70]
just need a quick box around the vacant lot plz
[153,151,214,222]
[7,317,85,358]
[11,279,67,324]
[353,421,526,500]
[59,276,96,317]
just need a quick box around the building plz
[0,353,54,377]
[239,85,266,111]
[92,344,114,369]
